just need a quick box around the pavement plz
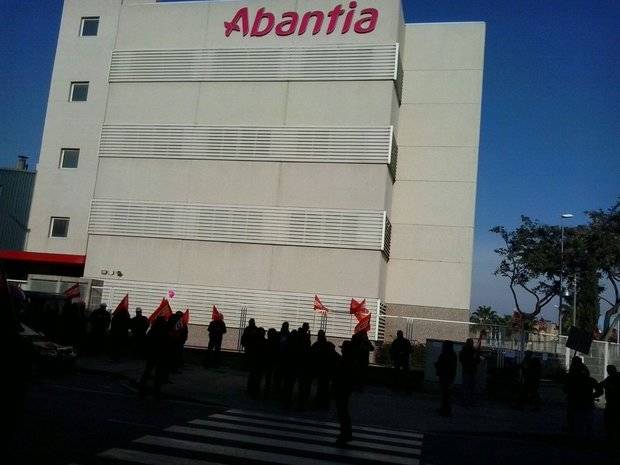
[74,350,607,440]
[9,352,616,465]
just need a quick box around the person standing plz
[207,308,227,367]
[459,338,480,404]
[89,304,110,352]
[247,327,266,397]
[130,308,149,352]
[565,356,603,435]
[518,351,542,410]
[333,340,355,444]
[311,329,336,408]
[351,330,374,390]
[390,330,412,390]
[435,340,457,417]
[599,365,620,444]
[139,316,169,399]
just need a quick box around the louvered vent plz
[96,279,383,340]
[89,199,389,252]
[99,125,393,163]
[109,44,399,82]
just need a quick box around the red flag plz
[211,305,223,321]
[354,312,371,334]
[148,298,173,323]
[313,295,329,314]
[113,294,129,317]
[350,298,367,315]
[64,283,80,299]
[182,309,190,326]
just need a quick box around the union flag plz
[64,283,80,300]
[211,305,223,321]
[354,312,371,334]
[112,294,129,317]
[350,298,367,315]
[313,295,329,314]
[148,298,173,323]
[182,309,190,326]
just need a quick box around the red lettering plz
[275,12,299,36]
[250,7,275,37]
[326,4,345,34]
[341,1,357,34]
[299,11,325,35]
[224,3,379,37]
[353,8,378,33]
[224,7,249,37]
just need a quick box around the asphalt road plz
[8,370,616,465]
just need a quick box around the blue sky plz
[0,0,618,319]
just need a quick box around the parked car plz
[19,323,77,369]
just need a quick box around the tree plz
[586,199,620,337]
[470,305,499,325]
[491,217,561,318]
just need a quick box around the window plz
[80,17,99,36]
[69,82,89,102]
[60,148,80,168]
[50,217,70,238]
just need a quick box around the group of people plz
[565,356,619,442]
[435,338,484,416]
[434,338,620,443]
[234,318,374,444]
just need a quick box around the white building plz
[26,0,485,343]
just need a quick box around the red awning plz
[0,250,86,266]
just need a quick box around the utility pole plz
[572,275,578,327]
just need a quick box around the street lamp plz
[558,213,573,334]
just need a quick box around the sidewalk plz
[74,351,606,442]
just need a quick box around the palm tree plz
[470,305,499,325]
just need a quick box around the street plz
[9,367,614,465]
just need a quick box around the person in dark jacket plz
[459,338,480,403]
[139,316,169,399]
[311,330,336,408]
[247,327,266,397]
[89,304,110,352]
[130,308,149,352]
[390,330,412,390]
[599,364,620,443]
[351,330,374,390]
[109,308,131,361]
[565,356,603,435]
[333,340,356,444]
[435,340,457,416]
[518,350,542,410]
[264,328,279,394]
[207,317,227,367]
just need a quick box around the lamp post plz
[558,213,573,334]
[572,274,578,327]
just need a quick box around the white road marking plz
[164,426,417,464]
[100,448,224,465]
[227,408,424,439]
[180,420,420,453]
[197,414,423,447]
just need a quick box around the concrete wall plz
[26,0,126,254]
[82,0,404,303]
[385,22,485,324]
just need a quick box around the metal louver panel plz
[99,125,393,163]
[96,279,382,340]
[89,199,388,252]
[109,44,399,82]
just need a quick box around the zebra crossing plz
[94,409,425,464]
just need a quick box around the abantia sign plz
[225,2,379,38]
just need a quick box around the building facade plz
[27,0,484,342]
[0,157,36,251]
